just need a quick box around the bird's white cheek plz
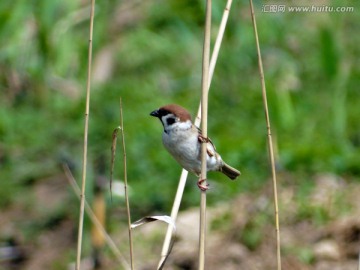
[176,120,192,130]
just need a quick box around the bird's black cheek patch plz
[166,118,175,126]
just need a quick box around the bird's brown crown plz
[160,104,192,122]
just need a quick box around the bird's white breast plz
[162,120,221,175]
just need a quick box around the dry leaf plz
[131,215,176,230]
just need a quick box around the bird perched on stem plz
[150,104,240,190]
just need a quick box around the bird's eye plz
[166,117,176,125]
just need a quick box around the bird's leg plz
[197,178,209,191]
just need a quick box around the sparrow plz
[150,104,240,190]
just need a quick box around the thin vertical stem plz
[199,0,211,269]
[195,0,233,125]
[76,1,95,269]
[249,0,281,269]
[119,98,134,270]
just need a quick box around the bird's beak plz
[150,109,159,117]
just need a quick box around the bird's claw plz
[197,179,209,191]
[198,135,210,143]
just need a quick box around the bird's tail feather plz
[220,163,241,180]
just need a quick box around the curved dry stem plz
[64,165,131,270]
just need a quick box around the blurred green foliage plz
[0,0,359,216]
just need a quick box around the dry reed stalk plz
[158,0,234,267]
[249,0,282,269]
[198,0,211,269]
[158,170,188,267]
[63,165,131,270]
[119,98,135,270]
[76,0,95,269]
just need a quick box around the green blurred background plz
[0,0,359,268]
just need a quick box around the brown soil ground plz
[1,173,359,269]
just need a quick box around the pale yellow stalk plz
[76,1,95,269]
[249,0,282,269]
[198,0,211,269]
